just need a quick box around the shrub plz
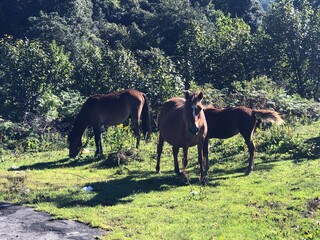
[199,76,320,123]
[257,125,319,159]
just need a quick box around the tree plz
[145,0,202,55]
[258,0,318,98]
[214,0,265,32]
[306,7,320,100]
[137,47,184,110]
[176,21,214,89]
[176,15,252,89]
[104,46,144,93]
[0,36,73,121]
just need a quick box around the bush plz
[199,76,320,123]
[0,114,67,153]
[257,125,319,159]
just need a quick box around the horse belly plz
[207,119,239,139]
[159,120,198,147]
[211,128,239,139]
[100,108,130,126]
[104,116,129,126]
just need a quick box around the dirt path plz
[0,202,106,240]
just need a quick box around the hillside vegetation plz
[0,0,319,137]
[0,1,319,239]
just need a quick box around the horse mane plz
[68,98,92,142]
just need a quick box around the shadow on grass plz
[50,173,181,207]
[207,158,276,181]
[13,152,148,171]
[306,136,320,145]
[12,156,100,171]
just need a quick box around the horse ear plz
[197,92,203,101]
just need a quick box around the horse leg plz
[173,146,180,174]
[156,134,164,173]
[245,138,255,175]
[131,112,142,149]
[93,125,103,156]
[198,141,207,185]
[182,147,188,177]
[203,138,210,175]
[241,125,256,175]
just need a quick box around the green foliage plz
[137,48,184,109]
[177,14,252,88]
[37,91,62,122]
[103,124,135,152]
[0,0,319,158]
[256,125,319,159]
[0,36,73,121]
[0,118,67,153]
[57,90,85,121]
[104,47,143,92]
[214,0,265,31]
[202,76,320,122]
[258,0,320,99]
[1,0,320,103]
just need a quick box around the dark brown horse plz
[68,89,151,158]
[204,106,284,175]
[156,91,208,183]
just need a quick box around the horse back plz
[87,89,144,125]
[205,106,256,139]
[158,98,184,122]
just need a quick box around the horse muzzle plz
[188,125,199,135]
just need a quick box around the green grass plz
[0,122,319,239]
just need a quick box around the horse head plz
[183,91,205,135]
[68,130,83,158]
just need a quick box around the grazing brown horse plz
[68,89,151,158]
[156,91,208,183]
[204,106,284,175]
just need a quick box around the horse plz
[68,89,151,158]
[156,91,208,183]
[203,106,284,175]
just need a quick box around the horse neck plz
[71,115,88,140]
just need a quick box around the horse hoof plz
[179,173,189,185]
[245,170,252,176]
[199,177,208,186]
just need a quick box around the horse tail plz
[252,109,284,125]
[141,93,152,140]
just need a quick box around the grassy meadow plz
[0,121,319,239]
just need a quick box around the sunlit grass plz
[0,122,319,239]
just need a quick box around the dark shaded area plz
[13,156,97,171]
[13,152,140,171]
[51,173,181,207]
[305,136,320,157]
[306,136,320,144]
[207,159,276,181]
